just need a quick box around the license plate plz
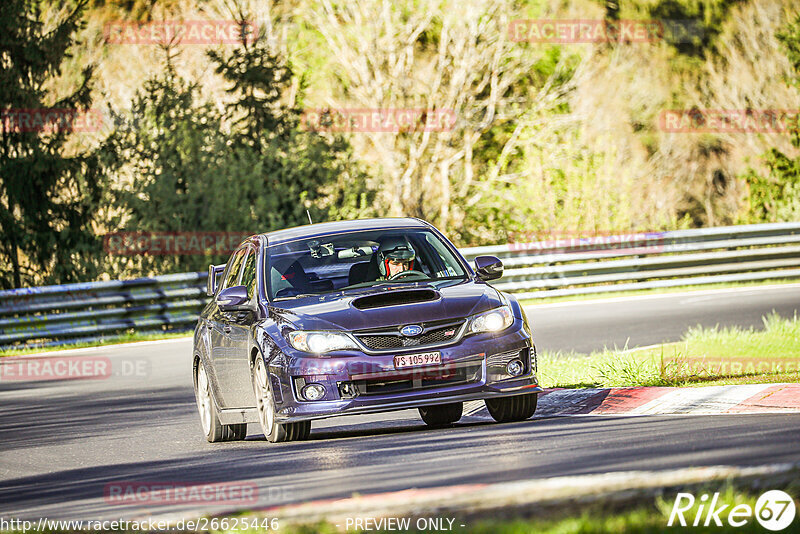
[394,351,441,369]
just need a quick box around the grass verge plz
[4,481,795,533]
[456,485,789,534]
[539,312,800,388]
[218,478,799,534]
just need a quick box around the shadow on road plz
[3,380,800,521]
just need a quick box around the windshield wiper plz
[273,293,320,300]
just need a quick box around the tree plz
[100,65,235,276]
[0,0,104,289]
[103,24,373,276]
[307,0,574,242]
[740,15,800,223]
[208,35,370,229]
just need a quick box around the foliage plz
[101,32,373,275]
[7,0,800,285]
[0,0,105,289]
[646,0,746,57]
[739,14,800,223]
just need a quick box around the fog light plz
[506,359,524,376]
[302,383,326,401]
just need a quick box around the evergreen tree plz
[208,36,368,229]
[0,0,103,288]
[104,35,372,276]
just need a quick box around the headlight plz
[301,383,326,401]
[468,305,514,334]
[287,331,358,353]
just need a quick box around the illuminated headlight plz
[468,305,514,334]
[287,331,358,353]
[302,383,326,401]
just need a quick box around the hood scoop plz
[352,289,440,310]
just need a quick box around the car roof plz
[261,217,432,246]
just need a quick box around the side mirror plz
[474,255,504,281]
[216,285,255,312]
[207,264,225,296]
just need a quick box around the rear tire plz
[419,402,463,426]
[195,360,247,442]
[485,393,538,423]
[252,356,311,442]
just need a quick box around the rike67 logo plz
[668,490,796,530]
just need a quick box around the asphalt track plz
[1,284,799,521]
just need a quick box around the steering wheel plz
[388,269,427,280]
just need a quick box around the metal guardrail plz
[0,273,208,350]
[459,221,800,299]
[2,222,800,350]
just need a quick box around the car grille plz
[487,348,530,375]
[487,349,524,368]
[353,318,466,352]
[338,361,482,398]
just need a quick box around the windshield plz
[265,228,467,300]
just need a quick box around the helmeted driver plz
[376,236,416,280]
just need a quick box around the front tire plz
[419,402,463,426]
[252,356,310,442]
[485,393,538,423]
[195,360,247,442]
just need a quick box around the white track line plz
[3,336,192,358]
[524,282,800,309]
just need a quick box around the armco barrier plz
[459,221,800,299]
[1,223,799,350]
[0,273,208,350]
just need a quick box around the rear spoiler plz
[207,264,226,296]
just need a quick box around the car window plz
[424,233,462,277]
[265,229,467,300]
[239,247,257,298]
[221,248,246,291]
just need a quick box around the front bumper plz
[269,324,541,423]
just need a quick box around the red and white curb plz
[463,383,800,418]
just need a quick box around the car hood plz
[269,280,501,331]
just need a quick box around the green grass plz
[205,482,798,533]
[458,485,794,534]
[539,312,800,388]
[3,484,792,533]
[0,330,191,357]
[520,278,800,305]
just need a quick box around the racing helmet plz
[377,236,416,277]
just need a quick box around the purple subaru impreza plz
[192,218,541,442]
